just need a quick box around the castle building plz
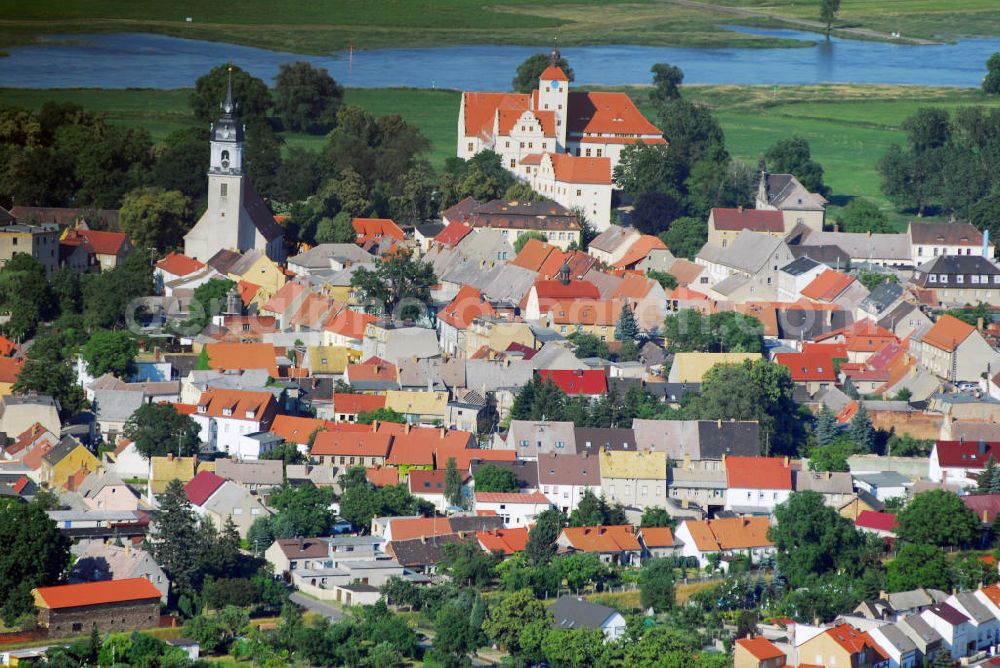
[457,50,663,230]
[184,76,285,263]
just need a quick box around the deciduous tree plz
[650,63,684,107]
[483,588,550,653]
[123,403,201,459]
[351,248,435,321]
[119,186,191,250]
[81,330,137,378]
[512,52,574,94]
[985,52,1000,95]
[820,0,841,35]
[765,137,828,195]
[473,464,520,493]
[0,500,71,624]
[639,558,676,612]
[886,543,950,591]
[191,64,270,125]
[896,489,980,548]
[444,457,464,507]
[273,61,344,133]
[525,508,565,566]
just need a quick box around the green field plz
[6,83,1000,226]
[1,0,998,55]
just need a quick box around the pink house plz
[77,472,140,511]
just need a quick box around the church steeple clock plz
[209,70,244,176]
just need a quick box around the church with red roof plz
[457,49,664,231]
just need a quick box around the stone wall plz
[40,599,159,638]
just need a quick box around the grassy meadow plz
[2,0,999,55]
[6,83,1000,226]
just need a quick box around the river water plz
[2,28,1000,89]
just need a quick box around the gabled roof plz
[474,491,549,505]
[710,208,784,233]
[909,220,987,246]
[0,357,23,384]
[773,351,837,382]
[324,308,377,341]
[184,470,226,506]
[366,467,400,487]
[195,388,275,421]
[545,153,612,185]
[825,624,888,660]
[33,578,161,609]
[434,221,473,247]
[550,595,620,631]
[855,510,899,532]
[638,527,675,548]
[680,517,774,551]
[438,285,498,330]
[961,493,1000,523]
[921,314,976,352]
[273,538,329,559]
[66,228,128,256]
[204,342,279,377]
[477,528,529,555]
[725,456,792,490]
[925,602,969,626]
[540,65,569,81]
[332,393,386,415]
[566,91,662,137]
[599,449,667,479]
[934,440,999,468]
[736,636,785,661]
[559,525,641,553]
[801,269,856,302]
[441,196,480,225]
[269,414,329,444]
[538,369,607,396]
[612,236,668,270]
[353,218,404,243]
[156,252,204,277]
[311,430,392,458]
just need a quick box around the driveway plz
[289,592,343,621]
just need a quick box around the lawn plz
[7,83,1000,226]
[0,0,816,55]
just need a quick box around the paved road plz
[667,0,941,45]
[289,592,344,621]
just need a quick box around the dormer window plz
[245,410,255,419]
[197,404,207,414]
[222,407,233,416]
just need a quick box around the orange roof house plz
[310,430,393,462]
[511,238,564,272]
[800,270,857,303]
[331,393,386,419]
[203,342,279,377]
[613,235,668,270]
[638,527,675,550]
[921,313,976,352]
[353,218,404,245]
[194,389,278,424]
[557,525,643,560]
[156,252,205,277]
[734,636,786,667]
[0,356,24,387]
[438,285,498,331]
[366,467,401,487]
[773,351,837,383]
[324,308,377,344]
[270,415,331,445]
[477,528,529,555]
[676,517,774,564]
[725,457,793,490]
[544,152,612,185]
[33,578,162,610]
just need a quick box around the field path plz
[665,0,942,45]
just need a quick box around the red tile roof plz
[736,636,785,661]
[311,430,392,458]
[826,624,888,659]
[725,456,792,490]
[559,525,641,553]
[681,517,774,551]
[204,342,279,377]
[547,153,612,185]
[639,527,675,548]
[237,280,262,307]
[474,491,549,504]
[156,252,204,277]
[531,279,600,301]
[498,109,555,138]
[538,369,608,396]
[0,357,24,384]
[801,270,856,302]
[68,228,129,256]
[33,578,161,609]
[612,235,668,269]
[195,389,275,421]
[540,65,569,81]
[462,92,530,139]
[477,528,529,555]
[773,352,837,382]
[802,342,848,358]
[434,221,473,247]
[366,467,400,487]
[923,314,976,352]
[438,285,498,330]
[962,493,1000,523]
[0,335,17,357]
[934,440,1000,469]
[353,218,404,244]
[566,91,662,137]
[854,510,899,532]
[333,393,386,415]
[184,470,226,506]
[385,516,456,541]
[548,298,618,326]
[324,308,377,341]
[269,415,331,444]
[345,358,398,384]
[512,239,561,272]
[711,208,785,233]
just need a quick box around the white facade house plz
[928,440,997,487]
[473,491,551,528]
[946,592,1000,654]
[183,79,284,263]
[536,452,603,514]
[908,221,993,266]
[102,440,150,481]
[920,603,974,660]
[190,389,277,457]
[522,153,614,230]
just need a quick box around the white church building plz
[457,50,664,230]
[184,78,285,263]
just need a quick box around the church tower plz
[205,72,246,252]
[184,69,285,263]
[537,47,569,150]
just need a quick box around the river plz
[2,28,1000,89]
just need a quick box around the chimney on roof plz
[681,497,689,509]
[167,453,174,462]
[420,535,426,544]
[373,420,380,432]
[683,453,691,469]
[405,423,412,434]
[827,309,833,326]
[979,317,985,331]
[440,427,446,439]
[783,456,789,467]
[716,419,722,429]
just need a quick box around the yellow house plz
[306,345,360,375]
[40,437,99,489]
[547,299,618,342]
[0,357,23,396]
[734,637,786,668]
[384,391,449,424]
[796,623,886,668]
[666,352,762,383]
[227,251,287,300]
[148,454,198,496]
[464,318,537,357]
